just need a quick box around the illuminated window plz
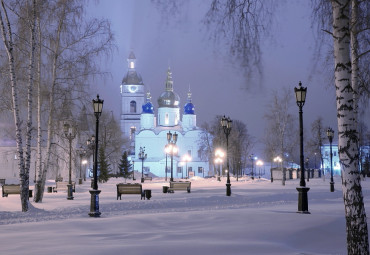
[130,61,135,69]
[165,113,169,125]
[130,126,136,140]
[130,101,136,113]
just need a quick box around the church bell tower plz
[120,52,145,150]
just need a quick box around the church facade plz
[120,52,210,178]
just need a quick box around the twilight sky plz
[87,0,368,155]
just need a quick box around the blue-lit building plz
[321,144,370,175]
[120,52,209,178]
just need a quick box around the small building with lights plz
[120,52,209,178]
[321,143,341,175]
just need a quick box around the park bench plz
[2,184,33,198]
[168,181,191,193]
[116,183,143,200]
[144,176,152,181]
[53,181,76,193]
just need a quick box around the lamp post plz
[256,160,263,179]
[274,156,284,185]
[327,127,335,192]
[183,154,192,179]
[221,115,232,196]
[294,81,310,214]
[306,157,310,182]
[86,135,95,182]
[89,94,103,217]
[164,144,170,181]
[215,149,224,181]
[132,160,136,180]
[167,131,178,182]
[78,147,86,185]
[63,123,76,200]
[139,147,147,183]
[249,154,255,180]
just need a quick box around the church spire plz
[165,67,173,92]
[127,51,136,69]
[187,85,192,103]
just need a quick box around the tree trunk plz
[22,0,36,211]
[34,5,65,202]
[34,14,43,202]
[331,0,369,253]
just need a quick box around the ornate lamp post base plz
[79,178,83,185]
[89,189,101,217]
[226,183,232,196]
[296,187,310,214]
[67,184,74,200]
[330,182,335,192]
[217,176,221,181]
[141,177,145,183]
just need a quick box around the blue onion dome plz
[184,87,195,114]
[142,92,154,114]
[157,68,180,108]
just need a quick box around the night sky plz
[87,0,369,156]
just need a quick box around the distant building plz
[321,144,370,175]
[120,52,210,178]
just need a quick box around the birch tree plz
[330,1,368,252]
[263,88,296,185]
[0,0,36,212]
[307,117,326,175]
[33,0,113,202]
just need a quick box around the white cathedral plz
[120,52,210,178]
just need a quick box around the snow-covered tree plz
[118,151,132,181]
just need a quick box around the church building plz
[120,52,209,178]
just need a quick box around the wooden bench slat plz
[116,183,143,200]
[169,181,191,193]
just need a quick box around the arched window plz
[130,101,136,113]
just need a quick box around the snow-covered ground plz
[0,175,368,255]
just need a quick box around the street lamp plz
[256,160,263,179]
[164,145,170,181]
[249,154,255,180]
[221,115,232,196]
[167,131,178,182]
[327,127,335,192]
[132,160,136,180]
[306,157,310,182]
[294,81,310,214]
[86,135,95,182]
[89,94,103,217]
[63,122,76,200]
[215,149,225,181]
[274,156,284,185]
[183,154,192,179]
[78,147,86,185]
[139,147,147,183]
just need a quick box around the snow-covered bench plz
[168,181,191,193]
[54,181,76,193]
[116,183,143,200]
[144,176,152,181]
[2,184,33,198]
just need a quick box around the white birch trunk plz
[22,0,36,211]
[34,11,43,202]
[34,9,64,202]
[0,0,35,212]
[331,0,369,253]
